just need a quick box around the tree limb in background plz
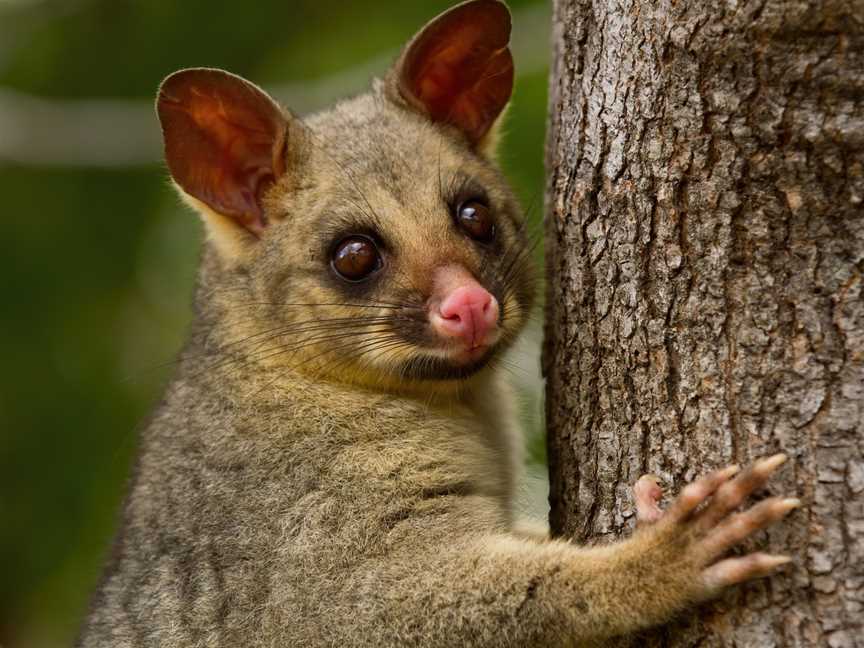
[0,3,549,167]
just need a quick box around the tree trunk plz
[543,0,864,645]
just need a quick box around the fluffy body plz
[79,2,798,645]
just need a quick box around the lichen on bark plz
[543,0,864,644]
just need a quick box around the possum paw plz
[635,454,801,597]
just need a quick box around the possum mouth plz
[396,348,496,381]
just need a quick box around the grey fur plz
[78,3,797,646]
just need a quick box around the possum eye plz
[331,236,382,282]
[455,200,495,242]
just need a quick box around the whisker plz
[185,320,400,382]
[248,302,404,309]
[224,299,412,310]
[196,316,398,356]
[316,336,410,380]
[212,325,398,375]
[248,332,406,394]
[214,312,409,332]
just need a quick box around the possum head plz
[156,0,535,390]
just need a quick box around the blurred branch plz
[0,3,550,168]
[0,90,160,166]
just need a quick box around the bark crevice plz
[545,0,864,644]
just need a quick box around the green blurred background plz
[0,1,550,645]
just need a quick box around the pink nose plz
[433,284,500,348]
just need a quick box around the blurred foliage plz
[0,0,549,645]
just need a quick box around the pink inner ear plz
[158,70,287,236]
[401,0,514,144]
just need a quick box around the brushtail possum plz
[78,1,799,645]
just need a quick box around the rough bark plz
[543,0,864,645]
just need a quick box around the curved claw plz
[667,464,740,522]
[695,453,788,532]
[703,552,792,592]
[700,496,801,560]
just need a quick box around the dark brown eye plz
[455,200,495,242]
[331,236,382,282]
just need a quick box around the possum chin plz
[397,347,498,382]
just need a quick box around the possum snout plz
[428,265,500,349]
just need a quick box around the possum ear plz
[388,0,514,153]
[157,68,288,257]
